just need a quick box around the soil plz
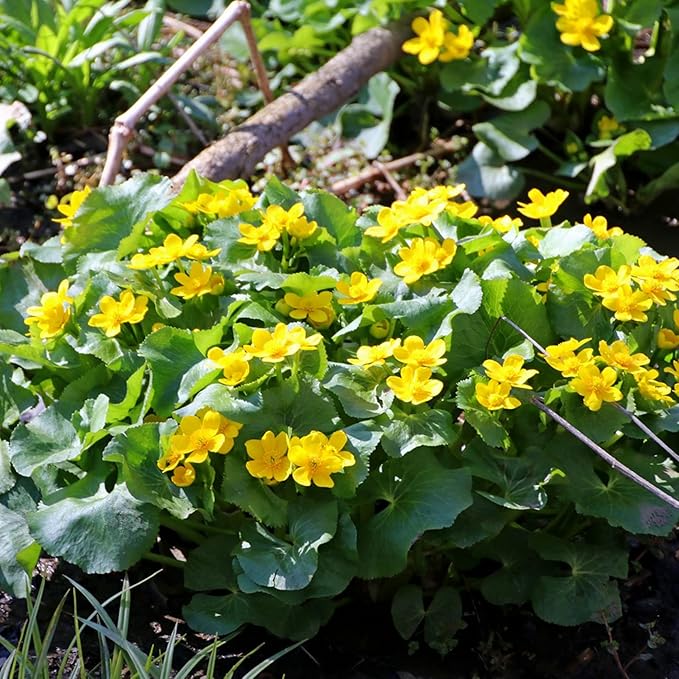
[1,534,679,678]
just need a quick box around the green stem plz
[159,514,205,543]
[143,552,185,569]
[281,231,291,272]
[539,216,552,229]
[517,166,586,191]
[537,142,565,166]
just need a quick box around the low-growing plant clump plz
[2,172,679,653]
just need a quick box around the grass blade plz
[239,640,306,679]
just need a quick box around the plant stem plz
[518,166,587,191]
[159,514,205,543]
[143,552,185,569]
[500,316,547,354]
[613,403,679,465]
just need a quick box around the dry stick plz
[372,160,407,200]
[167,92,208,145]
[500,316,679,463]
[173,19,412,185]
[530,396,679,509]
[331,140,460,195]
[162,14,206,40]
[100,1,279,186]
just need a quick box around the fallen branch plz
[100,1,278,186]
[330,139,462,195]
[172,20,412,187]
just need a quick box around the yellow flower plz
[631,255,679,293]
[364,206,411,243]
[196,407,243,454]
[245,431,292,482]
[440,23,474,61]
[638,278,677,306]
[582,213,623,239]
[168,410,227,464]
[402,9,447,65]
[132,234,220,269]
[182,187,256,218]
[552,0,613,52]
[435,238,457,267]
[543,338,595,377]
[597,340,649,375]
[570,364,622,411]
[658,328,679,350]
[583,264,631,296]
[386,365,444,405]
[128,251,163,270]
[478,215,523,233]
[475,380,521,411]
[157,449,184,473]
[482,354,538,390]
[635,369,674,405]
[336,272,382,305]
[446,200,479,219]
[171,463,196,487]
[396,187,448,226]
[283,291,335,328]
[348,338,401,368]
[244,323,321,363]
[53,186,92,228]
[601,285,653,323]
[665,360,679,381]
[171,262,224,299]
[393,336,447,368]
[24,280,73,339]
[238,222,281,251]
[288,430,354,488]
[207,347,251,386]
[597,115,623,140]
[241,203,317,245]
[517,188,569,221]
[393,237,444,284]
[88,290,148,338]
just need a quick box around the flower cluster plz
[584,255,679,323]
[53,186,92,229]
[245,429,355,488]
[24,280,73,339]
[517,188,569,225]
[402,9,474,64]
[475,354,539,411]
[158,409,243,486]
[181,184,256,219]
[552,0,613,52]
[543,337,675,410]
[129,234,221,270]
[239,203,318,251]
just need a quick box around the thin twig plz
[531,396,679,509]
[602,616,631,679]
[499,316,679,466]
[614,403,679,465]
[501,315,546,354]
[100,1,284,185]
[162,14,206,40]
[330,140,461,195]
[372,160,406,200]
[167,93,208,145]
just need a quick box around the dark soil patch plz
[2,535,679,677]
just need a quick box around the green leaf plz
[27,483,159,573]
[0,503,37,597]
[500,278,557,349]
[472,101,550,162]
[561,391,628,444]
[382,409,456,458]
[456,379,509,448]
[62,174,172,261]
[235,497,337,591]
[139,327,205,417]
[456,142,525,201]
[452,268,483,315]
[520,6,605,92]
[604,55,665,121]
[548,440,679,535]
[434,494,509,548]
[301,190,360,248]
[423,587,463,654]
[538,225,595,258]
[103,423,195,519]
[9,405,81,476]
[357,451,472,578]
[391,585,425,640]
[183,592,333,639]
[0,363,35,429]
[530,533,627,625]
[586,130,652,200]
[219,453,288,528]
[185,534,240,592]
[324,363,393,419]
